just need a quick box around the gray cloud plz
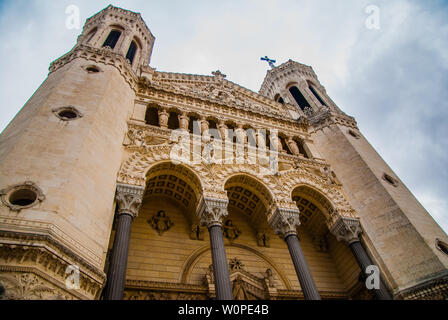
[0,0,447,233]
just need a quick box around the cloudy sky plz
[0,0,447,233]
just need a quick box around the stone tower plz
[1,5,447,301]
[260,60,448,299]
[0,5,154,299]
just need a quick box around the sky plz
[0,0,447,234]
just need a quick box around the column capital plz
[198,197,229,228]
[330,216,362,245]
[269,207,301,239]
[115,184,145,218]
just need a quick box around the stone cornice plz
[125,279,207,293]
[48,44,138,91]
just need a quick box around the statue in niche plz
[223,219,241,241]
[264,268,276,288]
[148,210,174,235]
[257,232,270,247]
[190,224,204,241]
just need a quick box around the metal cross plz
[260,56,276,69]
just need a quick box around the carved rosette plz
[268,207,301,239]
[329,216,362,245]
[197,197,229,228]
[115,184,145,218]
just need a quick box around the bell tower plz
[0,6,154,300]
[260,59,448,299]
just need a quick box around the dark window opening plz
[86,66,100,73]
[296,140,309,159]
[126,41,138,65]
[9,189,37,207]
[289,86,310,111]
[309,85,326,106]
[145,107,159,126]
[274,94,285,104]
[436,239,448,256]
[102,30,121,49]
[58,110,78,119]
[168,112,180,130]
[280,137,292,155]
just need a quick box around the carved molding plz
[115,184,145,218]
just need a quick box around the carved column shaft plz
[350,241,392,300]
[209,225,233,300]
[285,234,321,300]
[269,207,320,300]
[103,213,133,300]
[104,184,144,300]
[198,197,233,300]
[330,216,392,300]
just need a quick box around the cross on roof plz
[260,56,276,69]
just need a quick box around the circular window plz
[436,239,448,256]
[0,182,45,211]
[86,66,100,73]
[382,173,399,187]
[9,189,37,206]
[52,106,83,121]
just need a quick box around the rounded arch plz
[179,243,292,290]
[291,184,336,221]
[144,161,204,224]
[224,173,276,229]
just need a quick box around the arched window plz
[126,41,138,65]
[289,86,310,111]
[308,84,326,106]
[145,106,159,126]
[295,139,309,159]
[102,30,121,49]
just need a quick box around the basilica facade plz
[0,5,447,300]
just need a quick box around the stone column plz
[103,184,144,300]
[330,217,392,300]
[178,113,190,131]
[198,197,233,300]
[269,208,321,300]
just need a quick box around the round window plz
[0,182,45,211]
[52,106,83,121]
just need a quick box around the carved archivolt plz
[0,272,73,300]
